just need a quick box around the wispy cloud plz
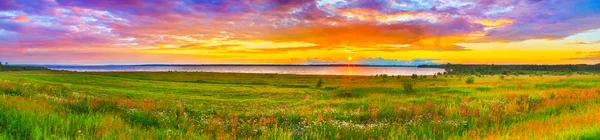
[568,40,600,45]
[566,51,600,61]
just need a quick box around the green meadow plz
[1,70,600,139]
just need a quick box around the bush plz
[1,88,22,96]
[337,89,354,98]
[402,82,414,93]
[465,77,475,84]
[127,110,161,128]
[315,79,323,88]
[411,74,418,79]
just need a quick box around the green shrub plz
[402,82,414,93]
[1,88,22,96]
[336,89,354,98]
[411,74,418,79]
[315,79,323,88]
[127,110,160,128]
[466,77,475,84]
[323,86,339,90]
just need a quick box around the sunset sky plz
[1,0,600,65]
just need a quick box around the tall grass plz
[0,71,599,139]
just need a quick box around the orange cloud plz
[12,15,28,22]
[144,40,321,54]
[568,40,600,45]
[475,19,514,27]
[258,19,480,51]
[334,8,438,23]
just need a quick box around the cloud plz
[568,40,600,45]
[472,0,600,42]
[5,0,598,48]
[2,0,600,64]
[12,15,27,22]
[144,40,323,54]
[566,57,600,61]
[566,51,600,61]
[260,18,483,50]
[0,0,20,10]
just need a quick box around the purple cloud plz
[0,0,20,10]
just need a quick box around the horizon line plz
[9,63,600,67]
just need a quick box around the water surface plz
[46,65,445,76]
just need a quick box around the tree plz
[315,79,323,88]
[411,74,418,79]
[466,77,475,84]
[0,61,2,66]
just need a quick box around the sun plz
[347,57,352,61]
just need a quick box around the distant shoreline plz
[38,65,445,76]
[24,64,427,67]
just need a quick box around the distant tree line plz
[419,63,600,75]
[0,62,49,71]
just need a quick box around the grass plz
[1,70,600,139]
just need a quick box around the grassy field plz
[1,70,600,139]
